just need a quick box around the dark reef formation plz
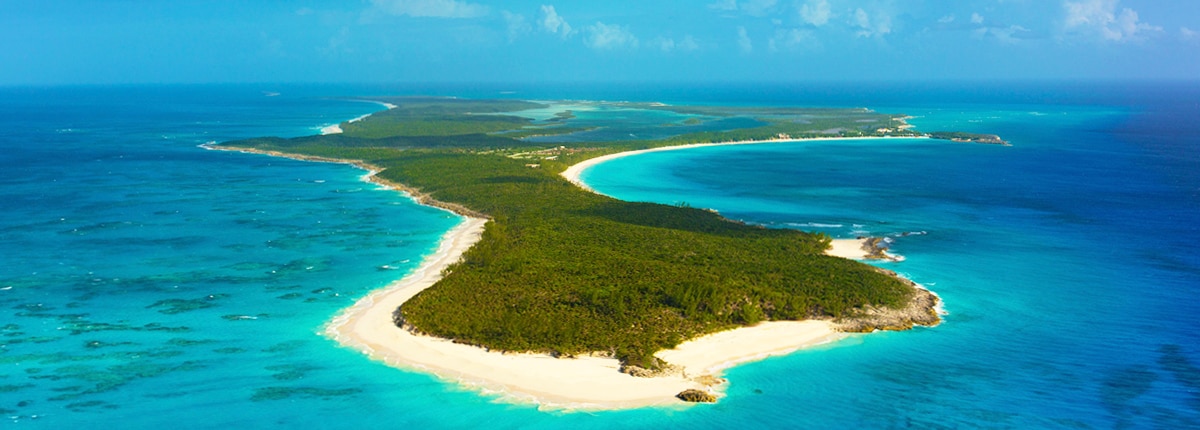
[676,389,718,403]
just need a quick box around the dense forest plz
[221,97,932,367]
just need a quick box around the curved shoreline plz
[320,101,398,135]
[207,132,933,409]
[205,142,856,409]
[561,136,929,195]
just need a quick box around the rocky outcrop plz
[677,389,718,403]
[860,237,902,261]
[834,272,941,332]
[384,180,488,219]
[620,362,682,378]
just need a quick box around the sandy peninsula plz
[321,138,899,409]
[325,212,848,408]
[320,102,397,135]
[325,212,847,408]
[211,134,911,409]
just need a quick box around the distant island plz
[208,97,994,408]
[927,131,1011,145]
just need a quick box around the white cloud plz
[769,28,815,52]
[971,13,984,25]
[653,35,700,52]
[1183,27,1198,41]
[709,0,776,17]
[975,25,1031,44]
[540,5,573,38]
[679,35,701,51]
[370,0,488,18]
[503,11,531,42]
[741,0,778,17]
[853,9,869,32]
[1064,0,1114,27]
[1109,8,1158,40]
[319,27,352,57]
[737,26,753,53]
[1063,0,1161,42]
[938,15,955,24]
[709,0,738,11]
[295,7,314,16]
[655,37,677,52]
[851,8,891,38]
[799,0,832,26]
[585,22,638,50]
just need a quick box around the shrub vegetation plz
[222,97,920,367]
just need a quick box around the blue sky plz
[2,0,1197,84]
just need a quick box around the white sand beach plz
[320,102,395,135]
[561,136,926,195]
[827,238,869,259]
[655,321,844,376]
[325,219,846,408]
[321,214,853,409]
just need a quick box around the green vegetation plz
[549,110,576,121]
[340,98,544,138]
[653,106,920,140]
[492,126,599,139]
[220,97,928,367]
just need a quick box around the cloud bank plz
[370,0,488,18]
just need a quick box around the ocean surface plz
[2,82,1198,428]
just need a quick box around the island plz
[207,97,983,408]
[927,131,1011,145]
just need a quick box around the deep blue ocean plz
[2,82,1197,428]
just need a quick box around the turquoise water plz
[582,92,1200,428]
[520,103,765,143]
[2,83,1198,428]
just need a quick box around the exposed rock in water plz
[835,272,941,332]
[860,237,902,261]
[677,389,717,403]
